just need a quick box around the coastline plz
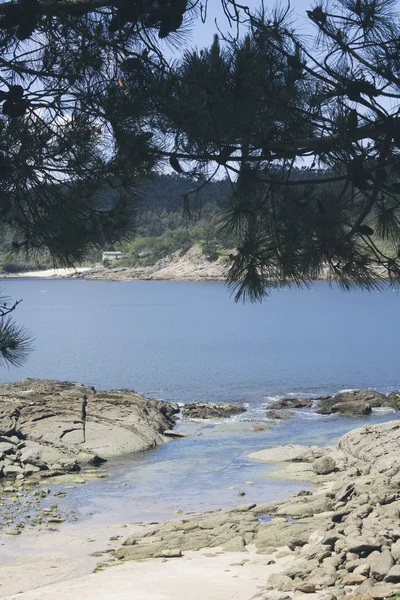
[3,416,400,599]
[1,245,388,283]
[0,246,227,282]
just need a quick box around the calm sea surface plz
[1,278,399,400]
[0,279,399,525]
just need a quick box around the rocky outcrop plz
[0,379,179,482]
[316,391,387,415]
[338,420,400,472]
[247,420,400,598]
[317,390,398,415]
[76,245,227,282]
[182,402,246,419]
[267,390,400,418]
[267,398,315,410]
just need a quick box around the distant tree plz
[0,0,400,361]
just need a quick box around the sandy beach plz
[1,267,92,278]
[2,541,292,600]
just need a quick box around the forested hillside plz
[0,174,233,272]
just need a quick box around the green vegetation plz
[0,173,233,271]
[116,175,233,267]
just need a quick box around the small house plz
[102,251,122,263]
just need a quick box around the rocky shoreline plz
[0,379,181,536]
[266,389,400,417]
[2,380,400,600]
[109,419,400,600]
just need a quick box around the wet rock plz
[267,398,315,410]
[385,392,400,410]
[163,430,187,438]
[87,455,107,467]
[331,401,371,416]
[317,391,386,415]
[266,411,294,420]
[182,402,246,419]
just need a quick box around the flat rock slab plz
[249,445,314,463]
[182,402,246,419]
[0,379,180,481]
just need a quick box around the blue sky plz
[165,0,400,55]
[169,0,327,54]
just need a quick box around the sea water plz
[0,278,399,523]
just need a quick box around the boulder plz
[338,421,400,472]
[385,392,400,410]
[295,582,317,593]
[385,566,400,583]
[262,594,291,600]
[313,456,336,475]
[390,541,400,562]
[182,402,246,419]
[317,391,385,415]
[266,574,293,592]
[222,535,246,552]
[3,464,23,476]
[354,565,370,577]
[330,401,372,416]
[307,568,337,588]
[369,550,394,582]
[266,398,315,410]
[368,583,399,599]
[346,538,382,556]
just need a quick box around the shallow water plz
[0,279,399,526]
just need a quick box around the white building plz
[102,251,122,262]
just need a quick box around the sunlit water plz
[1,279,399,525]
